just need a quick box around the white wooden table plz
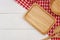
[0,0,48,40]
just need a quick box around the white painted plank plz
[0,0,26,13]
[0,30,48,40]
[0,14,34,30]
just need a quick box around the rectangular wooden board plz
[24,3,56,34]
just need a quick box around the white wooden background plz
[0,0,48,40]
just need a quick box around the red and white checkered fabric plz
[15,0,60,40]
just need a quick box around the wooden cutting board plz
[50,0,60,15]
[24,3,56,34]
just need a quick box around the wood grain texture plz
[50,0,60,15]
[24,3,56,34]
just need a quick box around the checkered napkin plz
[15,0,60,40]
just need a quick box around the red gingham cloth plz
[15,0,60,40]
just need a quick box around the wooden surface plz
[25,4,55,34]
[50,0,60,15]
